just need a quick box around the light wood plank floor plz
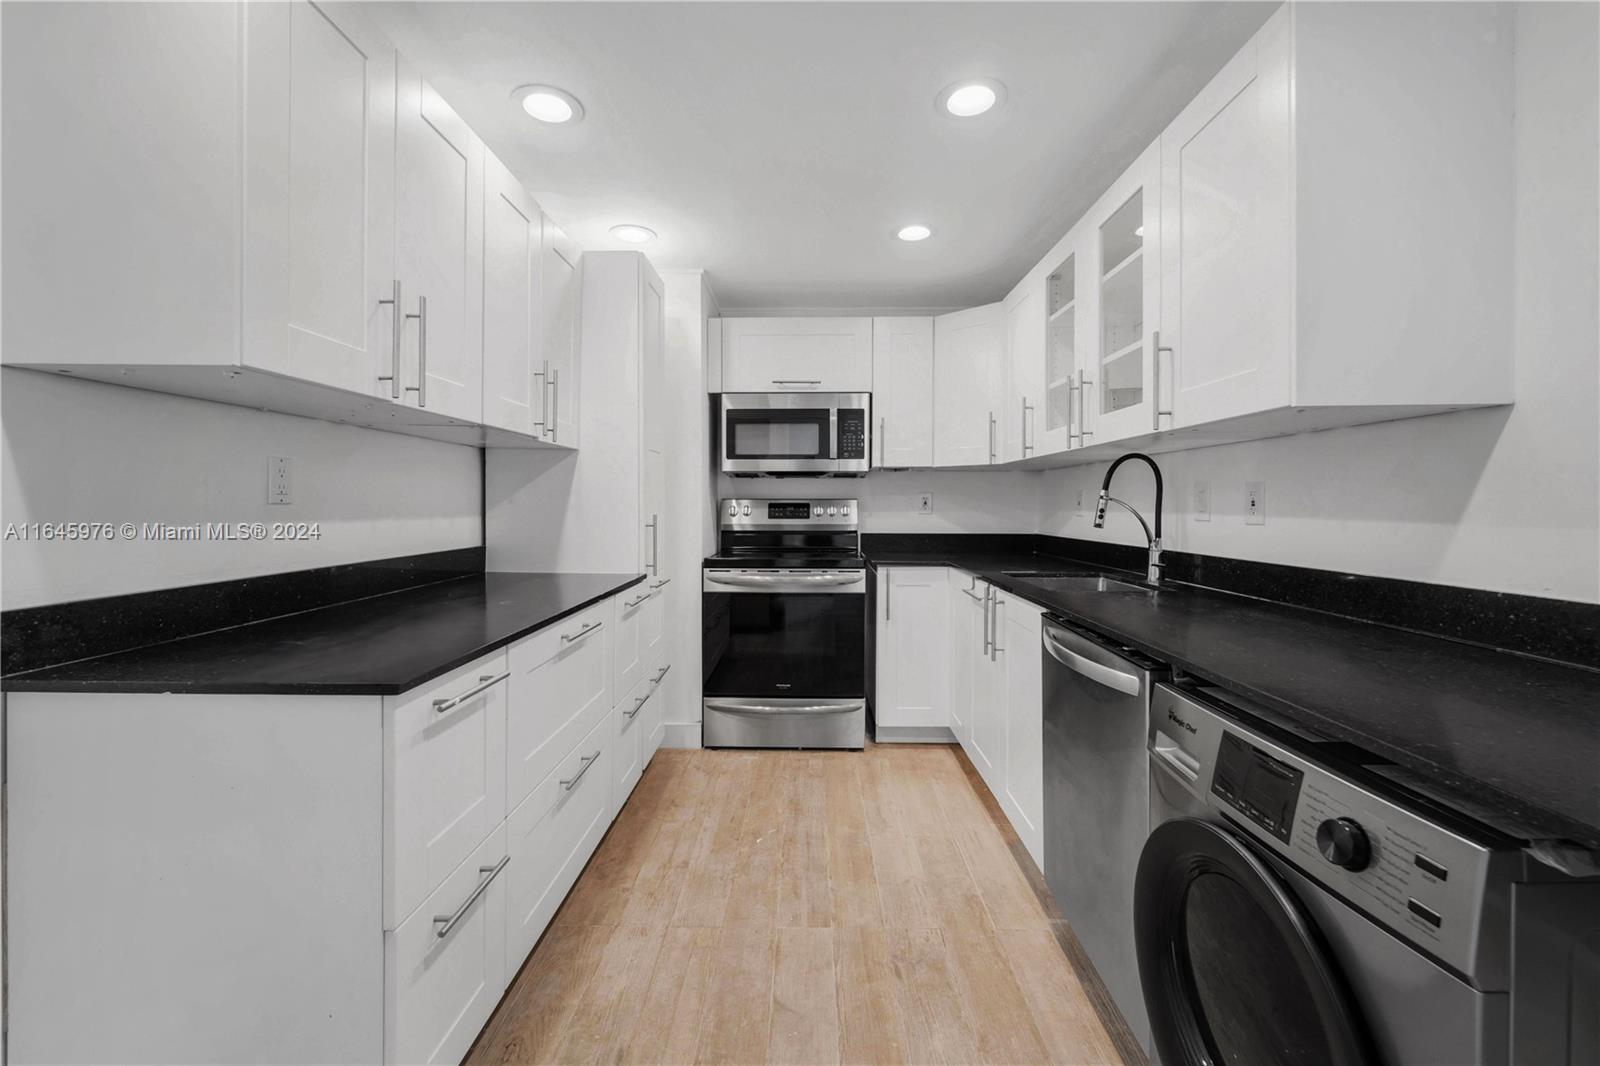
[468,744,1141,1066]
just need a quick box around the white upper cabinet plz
[395,61,484,424]
[870,317,934,468]
[242,0,398,398]
[541,217,582,445]
[933,303,1006,466]
[1087,141,1163,445]
[1161,3,1513,428]
[481,149,542,436]
[721,317,873,393]
[1002,275,1046,463]
[1037,225,1092,456]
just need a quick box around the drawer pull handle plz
[650,577,672,590]
[432,855,509,940]
[624,594,650,609]
[624,691,651,720]
[560,750,602,789]
[433,672,509,714]
[561,620,604,644]
[653,664,671,684]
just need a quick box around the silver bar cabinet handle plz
[884,572,892,621]
[650,577,672,591]
[560,750,601,789]
[771,379,822,388]
[648,514,659,576]
[548,367,559,441]
[1022,397,1035,456]
[624,593,650,609]
[654,664,671,684]
[878,416,886,466]
[624,691,650,719]
[433,672,509,714]
[1078,369,1093,440]
[405,295,427,407]
[990,595,1004,660]
[532,360,547,431]
[987,412,996,464]
[981,585,993,654]
[561,620,604,644]
[377,279,402,398]
[432,855,509,939]
[1153,330,1173,430]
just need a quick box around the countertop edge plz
[0,572,649,696]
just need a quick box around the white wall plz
[1040,2,1600,604]
[0,369,483,609]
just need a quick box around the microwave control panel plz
[838,409,867,459]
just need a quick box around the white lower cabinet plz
[874,566,951,739]
[613,674,648,811]
[386,826,509,1066]
[613,584,650,696]
[1000,598,1046,866]
[507,600,611,807]
[505,707,613,963]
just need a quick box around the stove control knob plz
[827,506,838,516]
[1317,818,1371,872]
[741,504,752,516]
[728,503,738,517]
[813,506,823,517]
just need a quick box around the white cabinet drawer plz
[385,652,508,929]
[505,708,612,965]
[612,675,649,813]
[385,826,509,1066]
[721,317,873,392]
[507,600,611,810]
[612,585,649,697]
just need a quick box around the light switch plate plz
[1193,481,1211,522]
[916,492,933,515]
[1244,481,1265,525]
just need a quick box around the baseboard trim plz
[873,725,957,744]
[662,721,702,749]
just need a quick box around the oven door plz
[701,569,866,697]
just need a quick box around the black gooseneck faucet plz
[1092,452,1164,584]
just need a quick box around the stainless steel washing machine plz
[1138,682,1599,1066]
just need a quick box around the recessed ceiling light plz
[513,84,584,124]
[897,224,933,242]
[610,224,657,244]
[937,78,1005,118]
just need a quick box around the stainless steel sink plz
[1008,573,1153,594]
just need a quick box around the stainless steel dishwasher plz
[1042,618,1169,1054]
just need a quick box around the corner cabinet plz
[932,303,1006,467]
[1,1,573,449]
[870,317,935,468]
[5,586,672,1066]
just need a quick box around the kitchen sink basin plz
[1007,573,1153,594]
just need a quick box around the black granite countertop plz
[0,572,645,696]
[866,547,1600,851]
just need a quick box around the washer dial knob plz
[1317,818,1371,871]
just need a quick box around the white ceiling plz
[370,2,1276,312]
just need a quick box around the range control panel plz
[720,499,859,531]
[837,409,867,460]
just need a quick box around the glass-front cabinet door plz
[1089,141,1162,444]
[1040,234,1085,455]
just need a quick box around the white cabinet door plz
[481,149,541,435]
[1039,229,1093,454]
[506,601,611,810]
[1003,278,1046,463]
[541,216,581,445]
[385,826,508,1066]
[384,652,508,929]
[505,710,612,965]
[875,567,950,732]
[947,571,984,748]
[613,676,648,812]
[721,317,873,392]
[870,317,934,468]
[242,1,398,398]
[933,303,1005,466]
[1161,21,1293,428]
[396,60,483,423]
[1087,142,1162,444]
[1001,598,1045,867]
[967,585,1005,791]
[643,662,671,762]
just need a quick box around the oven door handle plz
[704,699,864,716]
[703,572,866,592]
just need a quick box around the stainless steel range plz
[701,498,866,749]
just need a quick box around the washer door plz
[1134,818,1375,1066]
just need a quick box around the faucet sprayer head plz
[1093,490,1110,529]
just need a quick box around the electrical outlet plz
[916,492,934,515]
[268,456,292,505]
[1193,481,1211,522]
[1244,481,1265,525]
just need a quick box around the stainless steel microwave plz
[720,393,871,476]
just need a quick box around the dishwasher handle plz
[1042,625,1141,696]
